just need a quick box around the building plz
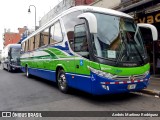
[90,0,120,8]
[3,27,27,47]
[39,0,94,27]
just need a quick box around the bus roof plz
[22,6,133,43]
[5,44,21,48]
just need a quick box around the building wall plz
[3,27,25,47]
[75,0,94,5]
[39,0,95,27]
[91,0,121,9]
[39,0,75,27]
[3,33,20,47]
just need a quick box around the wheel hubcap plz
[26,68,28,76]
[58,74,66,90]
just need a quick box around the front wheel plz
[25,66,31,78]
[7,64,12,72]
[57,69,68,93]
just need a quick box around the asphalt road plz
[0,68,160,120]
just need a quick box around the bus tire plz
[25,66,31,78]
[7,64,12,72]
[57,69,68,93]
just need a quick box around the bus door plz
[73,23,91,92]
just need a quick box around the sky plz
[0,0,62,50]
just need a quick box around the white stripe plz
[101,82,105,84]
[66,73,91,78]
[21,57,81,61]
[127,81,131,83]
[28,67,56,72]
[140,80,143,82]
[119,82,124,84]
[53,47,71,56]
[134,80,138,83]
[110,82,115,84]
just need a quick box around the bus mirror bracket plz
[137,23,158,41]
[78,13,97,34]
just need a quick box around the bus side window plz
[74,24,89,58]
[35,34,40,49]
[29,36,35,51]
[62,10,84,51]
[54,21,63,42]
[50,21,63,44]
[40,28,49,46]
[22,42,25,52]
[25,41,28,52]
[50,25,55,44]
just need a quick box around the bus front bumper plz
[91,72,150,95]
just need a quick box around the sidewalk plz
[140,75,160,96]
[148,75,160,90]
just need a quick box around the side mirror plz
[11,59,14,62]
[137,23,158,41]
[78,12,97,34]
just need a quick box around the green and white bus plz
[20,6,157,95]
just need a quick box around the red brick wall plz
[4,33,21,47]
[3,28,25,47]
[75,0,94,6]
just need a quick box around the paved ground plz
[0,68,160,120]
[148,76,160,91]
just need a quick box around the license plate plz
[128,84,136,90]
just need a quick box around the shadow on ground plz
[20,73,142,103]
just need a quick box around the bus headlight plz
[144,71,149,77]
[88,66,117,79]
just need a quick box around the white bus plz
[20,6,157,95]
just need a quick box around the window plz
[62,11,84,51]
[40,28,49,46]
[74,24,88,52]
[74,24,89,58]
[35,34,40,49]
[50,25,55,44]
[50,21,63,44]
[22,42,25,52]
[54,21,63,42]
[29,36,35,51]
[25,40,28,52]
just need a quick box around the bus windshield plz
[11,47,21,60]
[92,13,147,64]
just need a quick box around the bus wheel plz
[25,66,31,78]
[57,69,68,93]
[7,65,12,72]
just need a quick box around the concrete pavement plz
[140,75,160,97]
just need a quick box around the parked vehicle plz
[1,44,21,72]
[20,6,157,95]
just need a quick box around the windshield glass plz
[92,13,147,63]
[11,47,21,60]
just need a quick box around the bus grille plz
[113,74,145,81]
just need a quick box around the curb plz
[140,89,160,97]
